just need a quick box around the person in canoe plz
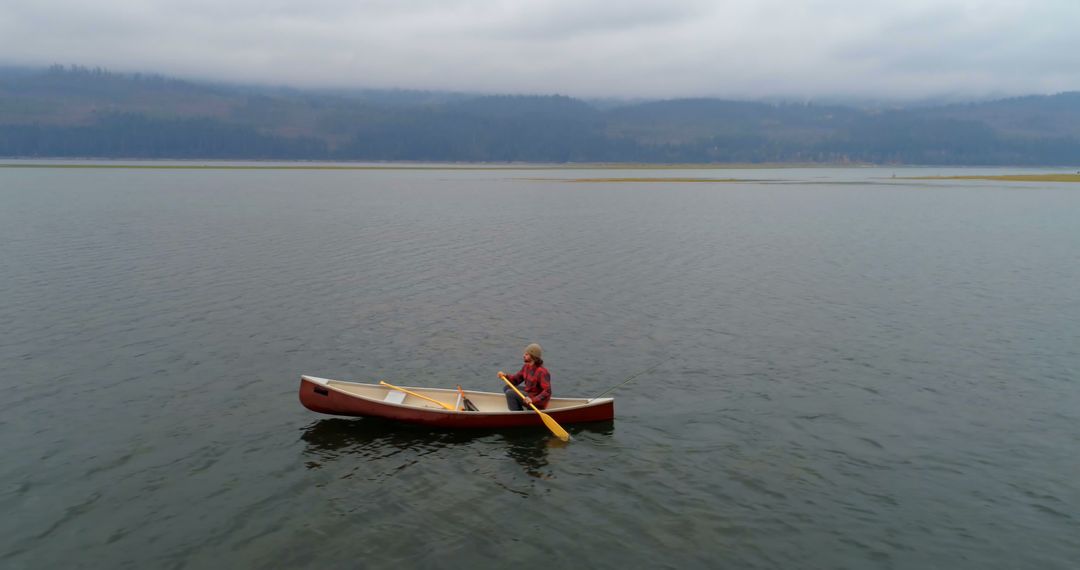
[498,343,552,411]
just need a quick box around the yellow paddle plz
[499,373,570,442]
[379,380,456,411]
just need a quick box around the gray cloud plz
[1,0,1077,99]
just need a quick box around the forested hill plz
[2,66,1079,165]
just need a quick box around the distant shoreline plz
[2,163,1079,182]
[0,161,826,171]
[904,174,1080,182]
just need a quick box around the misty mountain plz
[2,65,1079,165]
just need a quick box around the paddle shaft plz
[498,373,537,410]
[499,373,570,442]
[379,380,455,411]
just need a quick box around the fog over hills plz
[2,66,1079,165]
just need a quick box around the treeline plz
[2,66,1079,165]
[0,114,327,159]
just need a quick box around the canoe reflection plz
[300,417,487,457]
[300,417,613,477]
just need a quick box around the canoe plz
[298,375,614,429]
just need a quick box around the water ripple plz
[2,168,1079,568]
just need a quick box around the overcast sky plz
[2,0,1078,100]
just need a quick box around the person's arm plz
[501,366,525,384]
[535,369,551,403]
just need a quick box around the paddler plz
[498,343,552,411]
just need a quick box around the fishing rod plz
[589,357,673,400]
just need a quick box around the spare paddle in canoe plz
[457,385,479,411]
[379,380,456,411]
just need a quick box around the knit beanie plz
[524,343,543,360]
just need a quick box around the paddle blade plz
[538,411,571,442]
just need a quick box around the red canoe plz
[299,375,614,429]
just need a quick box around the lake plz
[1,163,1078,568]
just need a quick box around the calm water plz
[2,164,1078,569]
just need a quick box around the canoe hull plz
[299,375,614,429]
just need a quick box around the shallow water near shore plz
[2,163,1078,568]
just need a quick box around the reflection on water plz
[300,417,484,458]
[300,418,614,478]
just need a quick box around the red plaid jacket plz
[506,364,552,409]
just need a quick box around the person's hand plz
[498,371,506,378]
[523,396,532,405]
